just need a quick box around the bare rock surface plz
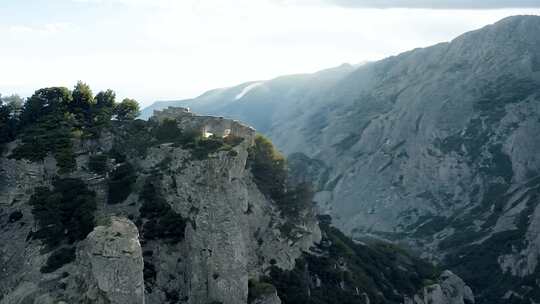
[407,271,475,304]
[74,216,144,304]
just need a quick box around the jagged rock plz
[136,116,320,304]
[74,216,144,304]
[0,110,320,304]
[406,271,475,304]
[251,291,281,304]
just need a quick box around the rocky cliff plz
[0,106,322,304]
[145,15,540,303]
[0,101,473,304]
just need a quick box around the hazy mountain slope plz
[145,15,540,303]
[140,63,356,133]
[0,98,470,304]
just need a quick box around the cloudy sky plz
[1,0,539,107]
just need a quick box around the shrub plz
[165,289,180,303]
[108,147,127,163]
[0,95,21,152]
[29,178,97,248]
[88,154,108,174]
[247,135,287,199]
[248,280,277,303]
[110,119,155,157]
[40,246,76,273]
[143,259,157,292]
[7,83,121,166]
[9,115,76,173]
[114,98,140,120]
[139,180,187,243]
[443,229,527,302]
[8,210,23,223]
[247,134,314,219]
[108,163,136,204]
[154,118,183,143]
[152,119,242,160]
[265,222,440,304]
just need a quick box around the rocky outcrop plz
[136,128,319,304]
[406,271,475,304]
[251,291,281,304]
[74,216,144,304]
[0,110,320,304]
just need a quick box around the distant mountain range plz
[143,15,540,303]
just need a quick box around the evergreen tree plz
[71,81,95,128]
[114,98,140,120]
[19,87,72,128]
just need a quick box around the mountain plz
[144,15,540,303]
[139,63,357,133]
[0,90,469,304]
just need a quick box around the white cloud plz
[1,1,539,106]
[322,0,540,9]
[7,22,74,36]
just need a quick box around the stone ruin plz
[151,107,256,144]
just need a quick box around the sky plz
[0,0,539,107]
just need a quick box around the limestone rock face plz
[407,271,475,304]
[0,110,319,304]
[144,15,540,302]
[75,217,144,304]
[137,127,320,304]
[251,291,282,304]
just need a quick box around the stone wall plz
[151,107,256,144]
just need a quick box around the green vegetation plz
[2,83,140,172]
[409,215,449,238]
[444,230,524,302]
[443,182,540,304]
[153,118,187,143]
[248,280,277,303]
[188,134,239,160]
[434,118,489,162]
[248,135,287,199]
[110,119,155,158]
[109,117,240,161]
[8,88,77,172]
[88,154,108,174]
[264,217,439,304]
[143,258,157,293]
[108,163,137,204]
[139,179,187,243]
[40,247,76,273]
[114,98,140,120]
[28,178,96,273]
[92,89,116,130]
[8,210,23,223]
[152,118,242,160]
[333,133,361,151]
[10,118,76,173]
[480,144,514,183]
[475,75,537,114]
[29,178,97,248]
[0,94,22,152]
[247,135,313,218]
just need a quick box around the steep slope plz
[0,87,468,304]
[145,15,540,303]
[140,63,356,133]
[0,105,320,303]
